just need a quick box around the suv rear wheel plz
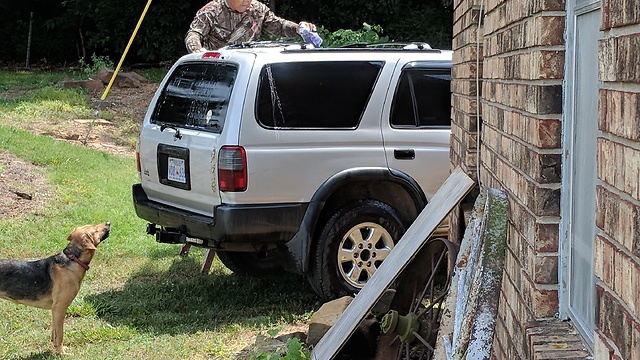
[217,250,284,276]
[308,199,405,300]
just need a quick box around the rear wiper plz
[160,124,182,140]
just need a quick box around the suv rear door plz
[382,58,453,200]
[137,54,253,216]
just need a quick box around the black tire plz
[307,199,406,300]
[216,250,285,276]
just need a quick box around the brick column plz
[450,0,484,180]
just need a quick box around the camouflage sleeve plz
[185,30,204,53]
[262,9,299,39]
[185,13,211,53]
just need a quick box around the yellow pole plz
[84,0,153,145]
[101,0,154,101]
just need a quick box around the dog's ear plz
[82,232,98,250]
[68,227,97,250]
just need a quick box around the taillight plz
[136,151,141,173]
[218,146,247,192]
[202,52,221,59]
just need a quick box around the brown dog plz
[0,222,110,354]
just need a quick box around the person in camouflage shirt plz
[185,0,316,52]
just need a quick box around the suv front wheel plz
[308,199,406,300]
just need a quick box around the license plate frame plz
[157,144,191,190]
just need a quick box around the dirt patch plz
[0,81,158,217]
[0,151,52,218]
[24,83,159,157]
[93,82,159,132]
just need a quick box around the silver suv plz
[132,42,452,300]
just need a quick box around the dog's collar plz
[65,252,90,270]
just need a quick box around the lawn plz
[0,70,318,359]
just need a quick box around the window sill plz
[525,320,593,359]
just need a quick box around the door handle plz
[394,149,415,160]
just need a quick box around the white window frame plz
[559,0,601,350]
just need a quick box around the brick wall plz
[450,0,482,180]
[450,0,566,357]
[451,0,640,358]
[594,0,640,357]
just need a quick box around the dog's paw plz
[55,345,68,355]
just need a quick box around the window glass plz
[576,0,599,10]
[152,62,237,133]
[256,61,383,129]
[391,68,451,128]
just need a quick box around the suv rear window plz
[391,67,451,128]
[256,61,383,129]
[152,62,238,133]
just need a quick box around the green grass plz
[0,68,154,154]
[137,68,170,83]
[0,70,82,93]
[0,87,94,126]
[0,70,96,130]
[0,73,318,359]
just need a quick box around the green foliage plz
[78,53,114,76]
[319,23,389,48]
[253,338,311,360]
[278,0,453,49]
[1,0,452,64]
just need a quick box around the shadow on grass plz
[14,352,61,360]
[84,252,319,335]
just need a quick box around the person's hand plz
[298,21,317,33]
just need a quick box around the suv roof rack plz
[219,40,443,53]
[222,40,302,50]
[341,42,432,50]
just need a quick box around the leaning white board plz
[311,167,475,360]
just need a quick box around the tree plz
[0,0,452,65]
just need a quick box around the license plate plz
[167,157,186,183]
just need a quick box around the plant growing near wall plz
[252,338,311,360]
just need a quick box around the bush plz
[319,23,388,48]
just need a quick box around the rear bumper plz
[132,184,308,245]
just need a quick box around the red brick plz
[594,235,615,289]
[595,330,615,360]
[597,286,637,359]
[595,186,640,255]
[532,286,558,318]
[602,0,640,29]
[534,254,558,285]
[600,34,640,83]
[597,139,640,201]
[599,89,640,142]
[632,320,640,360]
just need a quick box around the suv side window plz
[390,67,451,128]
[256,61,383,129]
[152,62,238,133]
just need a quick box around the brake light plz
[136,151,141,173]
[202,52,221,59]
[218,146,247,192]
